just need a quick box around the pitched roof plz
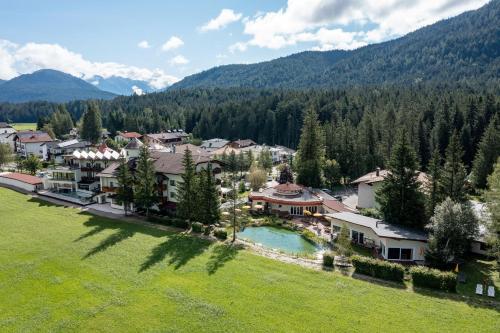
[231,139,256,148]
[200,138,229,150]
[18,132,53,143]
[117,131,142,139]
[322,199,357,213]
[352,169,429,187]
[0,122,13,129]
[124,137,144,149]
[174,144,210,156]
[145,131,188,141]
[326,212,428,241]
[151,152,213,174]
[0,172,42,185]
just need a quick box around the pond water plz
[237,226,322,255]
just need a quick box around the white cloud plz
[234,0,489,51]
[200,9,243,32]
[169,55,189,66]
[0,39,178,89]
[137,40,150,49]
[161,36,184,51]
[132,85,144,95]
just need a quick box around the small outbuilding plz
[0,172,43,192]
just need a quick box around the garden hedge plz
[351,255,405,282]
[191,222,203,233]
[214,228,228,240]
[410,266,457,292]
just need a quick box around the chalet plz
[115,131,142,143]
[352,168,429,209]
[200,138,229,152]
[142,130,189,147]
[42,139,91,164]
[124,138,144,158]
[14,131,55,160]
[325,212,428,263]
[229,139,256,149]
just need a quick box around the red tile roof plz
[18,133,53,143]
[274,183,302,192]
[117,131,142,139]
[322,199,356,213]
[0,172,42,185]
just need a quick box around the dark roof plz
[151,152,213,174]
[124,137,144,149]
[17,131,53,143]
[232,139,256,148]
[0,172,42,185]
[0,122,13,129]
[96,159,136,177]
[146,131,188,141]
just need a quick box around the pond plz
[237,226,322,255]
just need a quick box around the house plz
[115,131,142,143]
[200,138,229,152]
[248,183,352,216]
[173,143,210,156]
[352,168,429,209]
[325,212,428,263]
[0,172,43,192]
[271,145,296,164]
[42,139,91,164]
[0,123,17,150]
[124,138,143,158]
[230,139,256,149]
[14,131,55,160]
[96,159,136,209]
[45,144,124,193]
[142,130,189,147]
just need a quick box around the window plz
[170,192,176,199]
[110,181,114,188]
[170,180,176,186]
[351,230,364,244]
[387,248,413,261]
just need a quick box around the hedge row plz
[351,255,405,282]
[410,266,457,292]
[214,228,228,240]
[322,252,335,267]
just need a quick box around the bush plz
[147,215,172,226]
[410,266,457,292]
[192,222,203,233]
[351,255,405,282]
[214,228,228,240]
[171,218,189,229]
[323,252,335,267]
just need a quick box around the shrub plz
[214,228,228,240]
[410,266,457,292]
[192,222,203,233]
[147,215,172,226]
[323,251,335,267]
[171,218,189,229]
[351,255,405,282]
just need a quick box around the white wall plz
[22,142,48,160]
[0,176,41,192]
[381,238,428,262]
[357,182,383,209]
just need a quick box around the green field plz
[0,188,498,332]
[11,123,37,131]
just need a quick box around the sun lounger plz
[475,284,483,295]
[487,286,495,298]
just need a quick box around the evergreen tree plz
[115,158,134,216]
[336,224,353,257]
[296,107,324,187]
[258,149,273,173]
[426,149,442,216]
[323,159,341,189]
[227,150,237,174]
[0,143,13,169]
[80,102,103,144]
[237,152,246,176]
[376,130,426,228]
[50,105,74,138]
[197,163,220,225]
[471,116,500,189]
[246,150,254,171]
[134,146,156,216]
[483,159,500,260]
[176,148,198,225]
[278,164,294,184]
[439,132,467,202]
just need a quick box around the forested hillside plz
[1,87,498,180]
[172,0,500,90]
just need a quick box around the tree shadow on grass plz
[206,243,243,275]
[139,234,211,272]
[351,273,407,290]
[82,228,136,259]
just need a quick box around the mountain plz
[171,1,500,90]
[0,69,116,103]
[88,75,155,96]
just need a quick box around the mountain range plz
[0,70,117,103]
[88,76,156,96]
[171,0,499,90]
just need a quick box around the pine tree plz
[134,146,156,216]
[323,159,341,189]
[376,130,426,228]
[278,164,294,184]
[176,148,198,225]
[227,151,237,174]
[296,107,324,187]
[80,102,102,144]
[426,149,442,216]
[258,149,273,173]
[440,132,467,202]
[237,151,246,176]
[115,158,134,216]
[0,143,13,169]
[198,163,220,225]
[483,159,500,260]
[50,105,74,138]
[471,116,500,189]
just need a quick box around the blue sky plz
[0,0,489,88]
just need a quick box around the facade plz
[14,131,55,160]
[352,168,429,209]
[42,139,91,164]
[0,123,17,149]
[0,172,43,192]
[124,138,144,158]
[229,139,256,149]
[249,183,354,216]
[325,212,428,262]
[115,131,142,143]
[143,131,189,147]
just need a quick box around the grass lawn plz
[0,188,499,332]
[11,123,37,131]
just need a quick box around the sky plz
[0,0,490,89]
